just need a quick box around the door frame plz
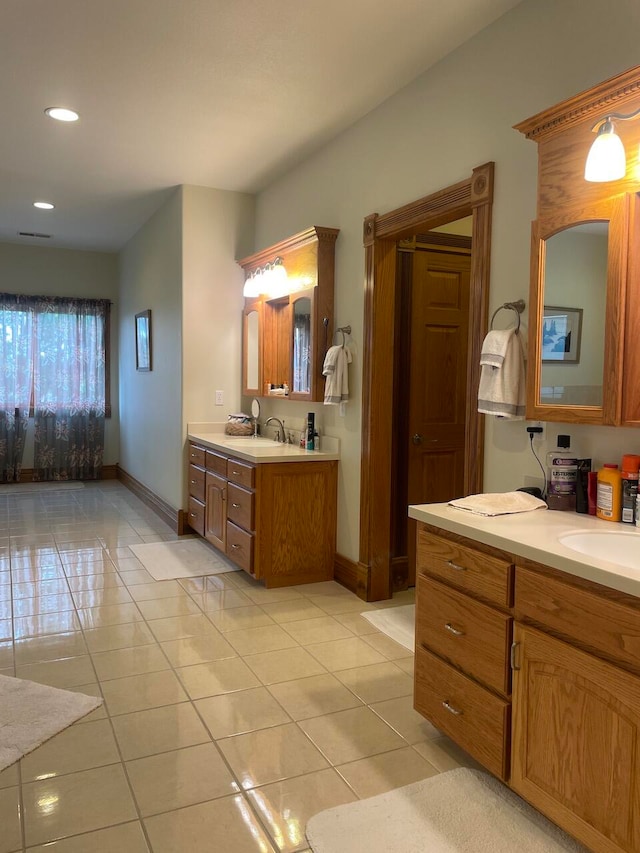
[359,162,494,601]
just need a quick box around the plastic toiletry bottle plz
[596,463,622,522]
[621,454,640,523]
[313,429,320,451]
[306,412,315,450]
[546,435,578,511]
[575,459,592,514]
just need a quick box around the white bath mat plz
[0,674,103,771]
[129,538,240,581]
[362,604,415,651]
[0,481,85,494]
[306,767,588,853]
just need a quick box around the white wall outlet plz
[215,390,224,406]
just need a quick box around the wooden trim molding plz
[333,552,369,600]
[117,465,186,534]
[359,163,494,601]
[514,64,640,142]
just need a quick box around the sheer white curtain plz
[32,297,108,480]
[0,295,34,481]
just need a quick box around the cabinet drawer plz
[416,575,512,696]
[227,458,255,489]
[516,565,640,672]
[187,497,205,536]
[414,645,510,780]
[188,464,205,502]
[226,521,254,574]
[205,450,227,476]
[227,482,254,532]
[188,443,205,467]
[417,527,513,608]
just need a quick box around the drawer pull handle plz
[442,700,463,716]
[231,503,240,509]
[232,470,240,476]
[189,512,196,518]
[190,479,197,484]
[510,641,521,671]
[444,622,464,636]
[231,543,241,549]
[446,560,466,571]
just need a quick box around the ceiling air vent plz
[18,231,51,239]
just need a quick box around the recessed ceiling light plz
[44,107,79,122]
[33,201,55,210]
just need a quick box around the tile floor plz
[0,482,478,852]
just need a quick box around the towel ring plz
[490,299,525,333]
[334,325,351,347]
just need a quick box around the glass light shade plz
[267,260,288,298]
[243,271,262,297]
[585,122,626,182]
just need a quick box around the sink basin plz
[559,531,640,570]
[223,438,283,448]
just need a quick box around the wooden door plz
[205,472,227,551]
[406,249,471,582]
[511,623,640,853]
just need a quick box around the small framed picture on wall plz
[135,309,152,371]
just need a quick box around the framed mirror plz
[291,291,313,397]
[538,222,608,409]
[526,196,627,425]
[242,299,262,396]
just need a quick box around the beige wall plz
[118,187,183,507]
[181,185,255,504]
[0,241,119,466]
[252,0,640,561]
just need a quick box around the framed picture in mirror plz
[135,309,152,371]
[542,306,582,364]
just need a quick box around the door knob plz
[412,434,423,445]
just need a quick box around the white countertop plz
[409,502,640,599]
[188,430,340,464]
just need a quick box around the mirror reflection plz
[539,222,608,408]
[246,309,259,391]
[292,295,312,394]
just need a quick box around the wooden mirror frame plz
[357,162,495,601]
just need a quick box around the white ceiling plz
[1,0,522,252]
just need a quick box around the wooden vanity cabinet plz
[188,441,337,587]
[414,526,514,781]
[416,522,640,853]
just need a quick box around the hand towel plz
[449,491,547,516]
[477,328,525,419]
[323,345,352,415]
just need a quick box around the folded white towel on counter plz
[477,328,526,420]
[323,344,352,416]
[449,491,547,516]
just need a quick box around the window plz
[0,294,111,417]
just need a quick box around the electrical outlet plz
[215,390,224,406]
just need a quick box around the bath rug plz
[361,604,414,651]
[306,767,587,853]
[0,674,102,771]
[129,538,240,581]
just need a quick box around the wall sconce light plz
[243,256,288,298]
[585,108,640,182]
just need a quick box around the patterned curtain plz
[32,296,108,481]
[0,295,34,482]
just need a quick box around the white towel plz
[449,491,547,516]
[477,328,525,419]
[323,345,352,416]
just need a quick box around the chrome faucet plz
[265,416,286,443]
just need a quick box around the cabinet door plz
[511,623,640,853]
[205,472,227,551]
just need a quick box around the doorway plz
[358,163,494,601]
[393,228,472,589]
